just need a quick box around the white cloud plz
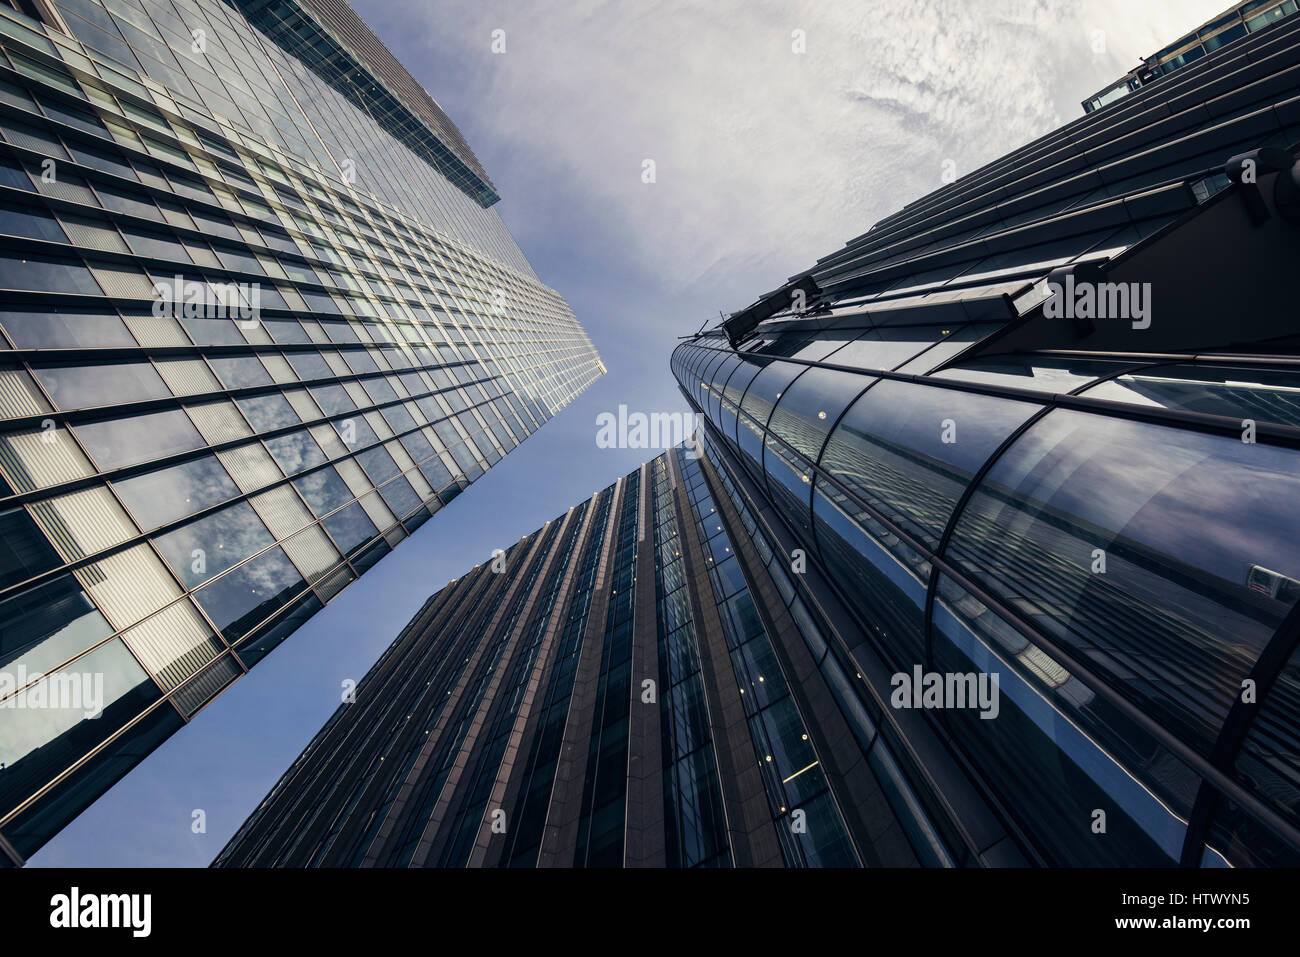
[386,0,1230,295]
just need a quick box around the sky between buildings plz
[30,0,1228,867]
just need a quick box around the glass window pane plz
[193,546,305,643]
[290,352,334,381]
[113,455,239,529]
[0,574,113,677]
[30,360,169,410]
[0,252,100,295]
[1079,364,1300,428]
[292,466,353,518]
[932,573,1195,865]
[0,202,67,242]
[309,382,354,415]
[933,355,1129,394]
[0,638,159,821]
[739,360,802,434]
[0,307,135,349]
[74,408,204,471]
[356,445,399,484]
[263,429,326,475]
[767,366,874,461]
[180,316,247,346]
[154,500,275,588]
[377,474,420,517]
[0,506,63,592]
[822,379,1038,548]
[322,501,378,555]
[811,485,929,664]
[236,392,300,433]
[946,409,1300,757]
[208,355,272,389]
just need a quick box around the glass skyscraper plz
[668,6,1300,867]
[0,0,600,865]
[220,5,1300,867]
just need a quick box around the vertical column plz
[624,461,665,867]
[537,476,626,866]
[667,449,784,867]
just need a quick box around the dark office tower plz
[1082,0,1299,113]
[0,0,600,864]
[667,11,1300,866]
[217,446,934,868]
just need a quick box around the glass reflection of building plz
[668,9,1300,865]
[0,0,600,865]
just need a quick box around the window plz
[812,484,929,665]
[334,415,378,450]
[74,408,204,471]
[356,446,399,484]
[122,227,191,263]
[0,252,101,295]
[209,355,272,389]
[0,639,160,822]
[293,466,353,517]
[237,393,300,433]
[0,505,61,591]
[947,409,1300,757]
[0,203,67,243]
[0,574,112,677]
[180,316,250,346]
[264,430,327,475]
[194,547,305,642]
[932,573,1193,866]
[264,318,310,343]
[321,501,377,555]
[0,307,135,349]
[821,379,1038,547]
[30,360,170,410]
[824,325,957,372]
[1079,364,1300,428]
[112,455,239,530]
[767,366,874,461]
[418,457,453,491]
[289,352,333,382]
[154,501,275,588]
[378,475,421,517]
[96,185,161,221]
[933,355,1126,394]
[399,429,435,463]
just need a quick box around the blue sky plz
[29,0,1227,866]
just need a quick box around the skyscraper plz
[0,0,601,865]
[217,447,913,868]
[1082,0,1298,113]
[219,4,1300,867]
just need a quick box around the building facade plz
[223,4,1300,868]
[216,446,934,868]
[667,6,1300,867]
[0,0,601,865]
[1082,0,1298,113]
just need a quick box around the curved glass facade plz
[672,329,1300,867]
